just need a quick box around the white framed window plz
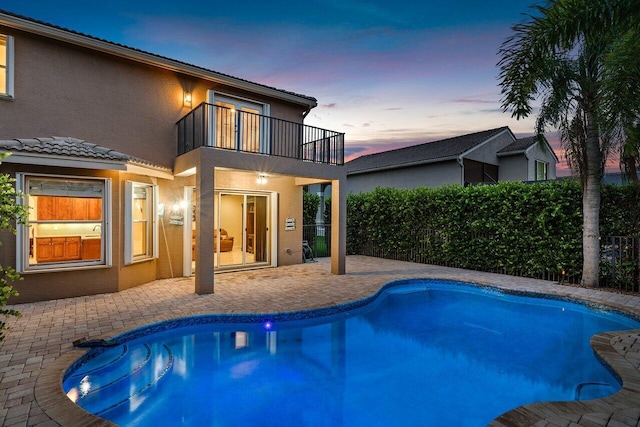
[535,160,548,181]
[124,181,158,264]
[17,174,111,272]
[0,34,14,99]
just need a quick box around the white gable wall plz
[526,142,557,180]
[463,131,515,166]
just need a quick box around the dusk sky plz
[2,0,607,176]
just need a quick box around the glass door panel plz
[246,195,269,265]
[240,107,261,153]
[189,187,196,275]
[217,193,242,267]
[213,95,263,153]
[215,102,236,150]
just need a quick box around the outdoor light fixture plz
[171,200,186,214]
[257,174,268,185]
[183,91,192,107]
[169,200,186,225]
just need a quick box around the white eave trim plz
[1,151,174,179]
[125,163,174,180]
[497,149,527,157]
[0,13,317,109]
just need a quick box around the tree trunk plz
[581,110,602,287]
[622,153,639,185]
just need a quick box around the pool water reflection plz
[63,280,640,426]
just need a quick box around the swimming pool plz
[63,279,640,426]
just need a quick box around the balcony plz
[177,102,344,166]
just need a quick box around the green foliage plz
[0,154,29,340]
[323,197,331,225]
[347,180,639,285]
[497,0,640,286]
[600,184,640,236]
[303,191,320,226]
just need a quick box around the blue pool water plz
[63,279,640,426]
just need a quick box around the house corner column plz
[330,178,346,275]
[195,162,215,294]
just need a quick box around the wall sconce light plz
[169,200,186,225]
[257,174,268,185]
[183,91,192,108]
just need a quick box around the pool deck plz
[2,255,640,426]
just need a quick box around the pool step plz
[574,381,616,400]
[69,342,173,416]
[66,343,151,389]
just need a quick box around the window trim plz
[0,34,14,99]
[16,173,112,273]
[535,160,549,181]
[124,181,158,265]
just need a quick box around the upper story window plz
[0,34,14,99]
[124,181,158,264]
[535,160,548,181]
[18,174,111,273]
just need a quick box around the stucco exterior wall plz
[498,155,528,182]
[0,27,309,169]
[347,160,461,193]
[526,143,557,180]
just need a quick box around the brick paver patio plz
[2,255,640,426]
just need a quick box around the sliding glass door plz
[187,188,273,275]
[215,192,270,269]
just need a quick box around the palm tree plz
[602,23,640,184]
[498,0,639,287]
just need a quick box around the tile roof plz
[346,127,510,174]
[0,137,171,171]
[0,9,316,104]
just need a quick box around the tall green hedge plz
[303,191,320,225]
[347,180,639,284]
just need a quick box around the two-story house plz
[0,10,346,303]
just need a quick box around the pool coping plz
[35,277,640,427]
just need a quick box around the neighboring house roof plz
[0,9,317,108]
[498,136,537,154]
[346,127,511,175]
[0,137,173,179]
[497,135,560,162]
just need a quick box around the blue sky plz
[2,1,580,174]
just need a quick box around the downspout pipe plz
[457,155,464,186]
[302,105,313,120]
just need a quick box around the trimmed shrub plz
[347,180,638,286]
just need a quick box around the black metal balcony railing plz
[177,102,345,166]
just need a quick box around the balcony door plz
[208,91,270,154]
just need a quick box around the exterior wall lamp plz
[257,174,268,185]
[183,91,192,108]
